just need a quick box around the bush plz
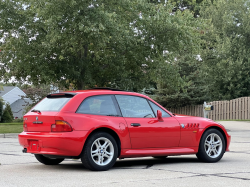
[1,103,14,123]
[0,98,4,121]
[1,110,13,123]
[13,118,23,123]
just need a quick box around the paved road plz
[0,121,250,187]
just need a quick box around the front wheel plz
[196,129,225,163]
[35,154,64,165]
[81,132,118,171]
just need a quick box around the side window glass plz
[115,95,155,118]
[77,95,118,116]
[149,101,171,118]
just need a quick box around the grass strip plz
[0,123,23,133]
[0,123,23,125]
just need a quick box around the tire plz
[153,156,168,159]
[196,128,225,163]
[34,154,64,165]
[81,132,118,171]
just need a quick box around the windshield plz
[32,97,71,112]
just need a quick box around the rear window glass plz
[32,97,71,112]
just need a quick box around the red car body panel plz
[120,147,198,158]
[19,131,87,156]
[18,90,231,158]
[174,115,231,151]
[125,117,181,149]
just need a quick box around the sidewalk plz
[0,133,19,138]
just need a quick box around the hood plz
[173,114,224,129]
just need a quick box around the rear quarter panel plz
[58,93,131,149]
[59,112,131,149]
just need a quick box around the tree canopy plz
[1,0,249,108]
[201,0,250,100]
[1,0,205,91]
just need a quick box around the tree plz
[0,0,151,90]
[150,0,205,17]
[142,1,210,108]
[200,0,250,100]
[1,103,14,123]
[0,98,4,122]
[0,0,207,94]
[147,53,211,108]
[22,84,57,104]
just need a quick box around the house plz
[0,86,32,119]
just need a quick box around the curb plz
[0,133,19,138]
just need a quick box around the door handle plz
[131,123,141,127]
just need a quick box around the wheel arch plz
[81,127,121,157]
[199,126,228,152]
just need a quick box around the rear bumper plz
[18,131,88,156]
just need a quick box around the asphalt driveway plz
[0,121,250,187]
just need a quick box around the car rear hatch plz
[23,93,76,132]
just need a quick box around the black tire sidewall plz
[82,132,118,171]
[153,156,168,159]
[197,129,226,163]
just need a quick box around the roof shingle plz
[0,86,16,97]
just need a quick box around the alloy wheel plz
[90,137,114,166]
[204,133,223,158]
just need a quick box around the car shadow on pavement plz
[113,157,199,168]
[26,156,199,171]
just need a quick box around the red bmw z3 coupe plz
[19,88,231,171]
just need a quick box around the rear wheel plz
[34,154,64,165]
[81,132,118,171]
[196,129,225,163]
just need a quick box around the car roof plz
[59,88,149,98]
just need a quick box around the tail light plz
[51,121,73,132]
[23,122,27,132]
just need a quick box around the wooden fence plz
[167,97,250,120]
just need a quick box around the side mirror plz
[157,110,163,122]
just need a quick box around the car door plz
[115,95,181,149]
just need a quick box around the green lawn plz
[0,123,23,133]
